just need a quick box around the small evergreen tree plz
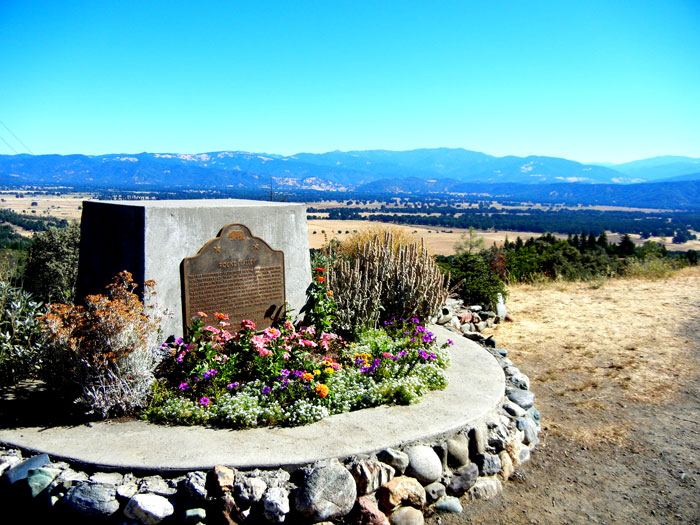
[23,223,80,304]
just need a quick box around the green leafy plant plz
[304,264,337,333]
[0,281,45,386]
[23,222,80,304]
[448,251,507,309]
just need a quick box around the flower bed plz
[145,315,451,428]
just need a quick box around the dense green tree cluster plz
[438,231,697,305]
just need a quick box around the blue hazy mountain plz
[1,149,699,189]
[610,156,700,181]
[0,148,627,187]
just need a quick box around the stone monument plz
[77,199,311,337]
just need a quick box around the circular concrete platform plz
[0,325,505,473]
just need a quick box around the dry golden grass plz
[488,266,700,445]
[332,224,427,258]
[306,219,557,256]
[0,193,86,233]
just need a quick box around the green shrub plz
[326,230,449,336]
[23,222,80,304]
[624,257,678,279]
[0,281,45,386]
[40,271,165,418]
[448,251,507,309]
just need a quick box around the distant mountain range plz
[1,149,699,191]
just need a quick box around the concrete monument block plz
[77,199,311,337]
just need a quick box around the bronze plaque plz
[182,224,286,331]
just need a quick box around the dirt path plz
[428,267,700,524]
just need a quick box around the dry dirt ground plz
[427,266,700,524]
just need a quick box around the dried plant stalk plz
[327,230,449,334]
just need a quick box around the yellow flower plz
[325,367,334,374]
[313,369,321,375]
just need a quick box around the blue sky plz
[1,1,699,163]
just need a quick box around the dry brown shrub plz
[332,224,429,258]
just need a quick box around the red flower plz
[314,267,325,273]
[316,276,326,282]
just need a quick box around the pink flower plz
[304,326,316,336]
[203,326,220,335]
[264,327,281,340]
[282,352,290,360]
[200,397,210,406]
[178,382,189,390]
[284,320,294,331]
[241,319,256,330]
[258,348,273,357]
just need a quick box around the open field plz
[307,199,672,214]
[308,218,700,254]
[428,266,700,524]
[0,192,86,224]
[307,219,562,255]
[2,194,698,252]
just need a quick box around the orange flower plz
[326,291,333,296]
[302,372,314,381]
[197,311,208,318]
[314,267,325,273]
[315,383,329,398]
[316,276,326,282]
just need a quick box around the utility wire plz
[0,120,34,154]
[0,135,19,154]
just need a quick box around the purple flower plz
[447,339,454,346]
[280,369,290,377]
[200,397,210,406]
[226,382,239,389]
[174,337,184,345]
[398,350,408,357]
[411,318,420,324]
[429,353,437,360]
[178,382,189,391]
[261,386,271,395]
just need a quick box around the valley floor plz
[427,266,700,524]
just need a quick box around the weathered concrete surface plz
[77,199,311,337]
[0,326,505,473]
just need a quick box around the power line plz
[0,136,19,154]
[0,120,34,154]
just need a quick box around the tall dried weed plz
[326,229,449,335]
